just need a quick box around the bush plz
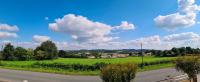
[32,62,108,71]
[100,63,137,82]
[138,60,172,67]
[175,56,200,82]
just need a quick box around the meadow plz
[0,56,176,75]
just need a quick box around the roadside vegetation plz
[100,63,137,82]
[175,56,200,82]
[1,40,199,75]
[0,57,175,75]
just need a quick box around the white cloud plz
[178,0,200,13]
[55,42,68,50]
[163,32,200,41]
[154,0,200,30]
[0,32,17,39]
[0,32,199,50]
[0,23,19,31]
[33,35,50,43]
[154,13,196,29]
[49,14,116,44]
[114,21,135,30]
[128,35,161,45]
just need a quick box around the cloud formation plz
[33,35,50,43]
[0,23,19,31]
[0,32,199,50]
[0,32,17,39]
[49,14,117,44]
[114,21,135,30]
[163,32,200,42]
[154,0,200,30]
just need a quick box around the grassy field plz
[0,56,176,75]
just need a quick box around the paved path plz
[0,68,183,82]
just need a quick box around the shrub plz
[138,60,172,67]
[100,63,137,82]
[175,56,200,82]
[0,61,3,66]
[32,62,108,71]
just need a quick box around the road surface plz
[0,68,183,82]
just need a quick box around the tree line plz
[149,47,200,57]
[0,40,58,61]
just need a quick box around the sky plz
[0,0,200,50]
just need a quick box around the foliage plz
[175,56,200,82]
[32,62,107,71]
[152,47,200,57]
[2,43,15,60]
[58,50,83,58]
[14,47,32,61]
[91,52,101,58]
[34,40,58,60]
[138,60,172,67]
[34,50,46,60]
[0,57,174,75]
[100,63,137,82]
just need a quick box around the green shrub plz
[100,63,137,82]
[175,56,200,82]
[138,60,172,67]
[0,61,3,66]
[32,62,108,71]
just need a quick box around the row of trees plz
[0,41,58,61]
[149,47,200,57]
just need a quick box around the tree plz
[186,47,193,54]
[92,52,101,58]
[171,47,180,56]
[2,43,15,60]
[179,47,186,56]
[175,56,200,82]
[34,40,58,60]
[34,50,46,60]
[58,50,66,57]
[14,47,30,61]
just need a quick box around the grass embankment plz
[0,56,176,75]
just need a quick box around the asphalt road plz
[0,68,183,82]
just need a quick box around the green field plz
[0,57,176,75]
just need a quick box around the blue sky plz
[0,0,200,50]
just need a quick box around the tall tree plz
[2,43,15,60]
[171,47,180,56]
[58,50,66,57]
[34,40,58,60]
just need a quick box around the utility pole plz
[141,42,144,69]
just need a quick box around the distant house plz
[87,55,95,58]
[144,52,152,56]
[101,53,112,58]
[111,53,129,58]
[86,52,129,59]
